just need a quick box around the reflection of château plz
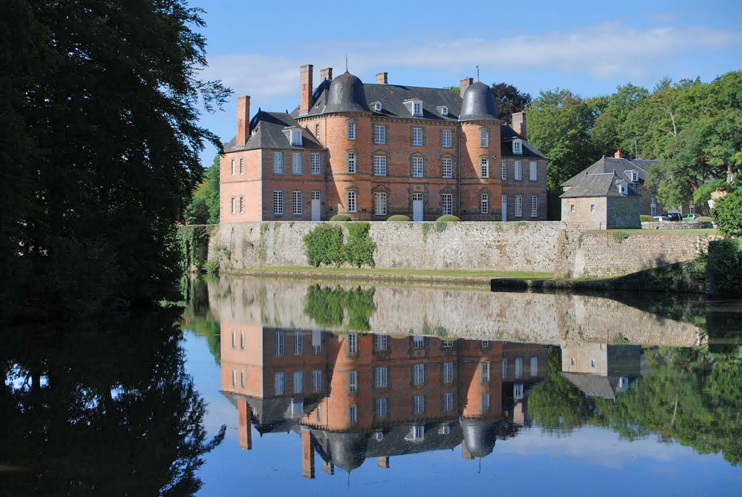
[561,342,643,399]
[220,326,548,477]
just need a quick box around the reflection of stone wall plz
[208,277,702,348]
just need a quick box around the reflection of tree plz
[181,276,221,364]
[528,346,741,465]
[0,308,225,495]
[304,285,376,331]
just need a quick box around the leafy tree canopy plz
[490,82,531,125]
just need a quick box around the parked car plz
[682,213,698,221]
[658,212,681,222]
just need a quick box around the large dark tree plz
[0,0,230,322]
[491,82,532,125]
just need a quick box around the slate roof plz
[562,157,657,187]
[223,111,324,153]
[500,125,548,159]
[561,373,620,400]
[560,172,640,199]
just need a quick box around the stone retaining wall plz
[641,221,714,230]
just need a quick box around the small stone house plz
[560,172,640,229]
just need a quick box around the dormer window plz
[513,139,523,155]
[283,127,303,147]
[626,170,639,183]
[371,101,383,112]
[618,181,628,196]
[437,105,449,116]
[404,98,424,117]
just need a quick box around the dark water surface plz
[3,277,741,495]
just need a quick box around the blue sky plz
[192,0,742,167]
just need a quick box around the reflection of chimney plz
[322,460,335,475]
[376,72,388,84]
[300,64,314,115]
[320,67,333,82]
[377,456,390,468]
[460,77,473,96]
[512,111,526,140]
[302,429,315,479]
[614,149,623,158]
[462,441,474,460]
[238,398,252,450]
[236,96,250,147]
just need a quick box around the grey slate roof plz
[561,373,620,399]
[560,172,640,198]
[562,157,657,187]
[223,111,324,152]
[500,125,548,159]
[460,81,500,121]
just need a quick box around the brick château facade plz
[220,65,548,222]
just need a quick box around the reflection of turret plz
[461,419,498,458]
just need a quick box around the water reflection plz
[188,276,741,478]
[0,308,225,495]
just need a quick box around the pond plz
[2,277,741,495]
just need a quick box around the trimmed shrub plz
[640,215,655,223]
[712,188,742,237]
[387,215,411,221]
[330,214,351,221]
[436,215,460,222]
[304,224,344,267]
[344,223,376,268]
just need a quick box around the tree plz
[713,187,742,237]
[185,155,221,224]
[490,82,531,125]
[0,0,230,320]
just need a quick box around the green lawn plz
[603,228,718,236]
[247,266,553,280]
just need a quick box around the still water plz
[2,277,741,495]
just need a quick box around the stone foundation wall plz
[641,221,714,230]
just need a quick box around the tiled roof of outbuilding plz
[562,157,657,187]
[560,172,640,198]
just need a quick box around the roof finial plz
[476,66,480,82]
[345,54,349,73]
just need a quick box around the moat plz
[2,277,741,495]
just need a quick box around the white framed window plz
[347,152,356,174]
[374,125,386,145]
[240,330,245,349]
[375,334,389,351]
[513,139,522,154]
[241,370,245,387]
[482,340,489,348]
[373,102,382,112]
[413,335,425,348]
[310,153,321,175]
[441,158,452,178]
[312,370,322,392]
[438,105,449,116]
[514,161,523,180]
[274,372,285,395]
[375,366,389,387]
[292,190,303,215]
[443,362,454,383]
[413,101,423,116]
[293,331,304,355]
[441,193,453,216]
[311,329,322,355]
[441,129,453,148]
[348,332,358,353]
[231,197,236,215]
[274,330,285,357]
[273,190,283,215]
[290,398,304,418]
[289,129,302,146]
[348,371,357,393]
[501,159,508,180]
[439,424,450,435]
[481,362,490,383]
[441,340,453,348]
[480,157,489,178]
[530,195,538,218]
[412,127,423,146]
[514,194,523,218]
[292,152,302,175]
[502,358,508,379]
[480,129,489,147]
[618,183,628,195]
[412,156,424,177]
[348,191,357,213]
[481,393,490,412]
[374,192,387,216]
[442,392,454,412]
[315,123,320,138]
[239,158,244,175]
[375,398,388,418]
[349,404,357,423]
[481,194,489,214]
[347,121,356,140]
[514,383,524,400]
[412,424,425,440]
[373,155,387,176]
[530,356,538,377]
[413,363,425,385]
[590,203,596,213]
[515,357,524,378]
[413,395,425,414]
[629,170,639,182]
[293,371,304,394]
[529,161,537,181]
[273,152,284,174]
[239,196,245,214]
[232,369,237,386]
[230,159,236,176]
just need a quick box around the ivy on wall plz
[303,223,376,268]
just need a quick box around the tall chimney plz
[300,64,314,115]
[236,95,250,147]
[614,149,623,158]
[320,67,333,81]
[460,77,473,96]
[302,429,315,479]
[512,111,526,140]
[376,72,388,84]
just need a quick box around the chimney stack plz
[512,111,526,140]
[376,72,388,84]
[236,95,250,147]
[614,149,623,158]
[320,67,333,82]
[302,429,315,479]
[300,64,314,115]
[460,77,473,96]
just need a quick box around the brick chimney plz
[238,398,252,450]
[460,77,473,96]
[377,456,390,468]
[302,429,315,479]
[236,95,250,147]
[300,64,314,115]
[376,72,388,84]
[512,111,526,139]
[614,149,623,158]
[320,67,333,81]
